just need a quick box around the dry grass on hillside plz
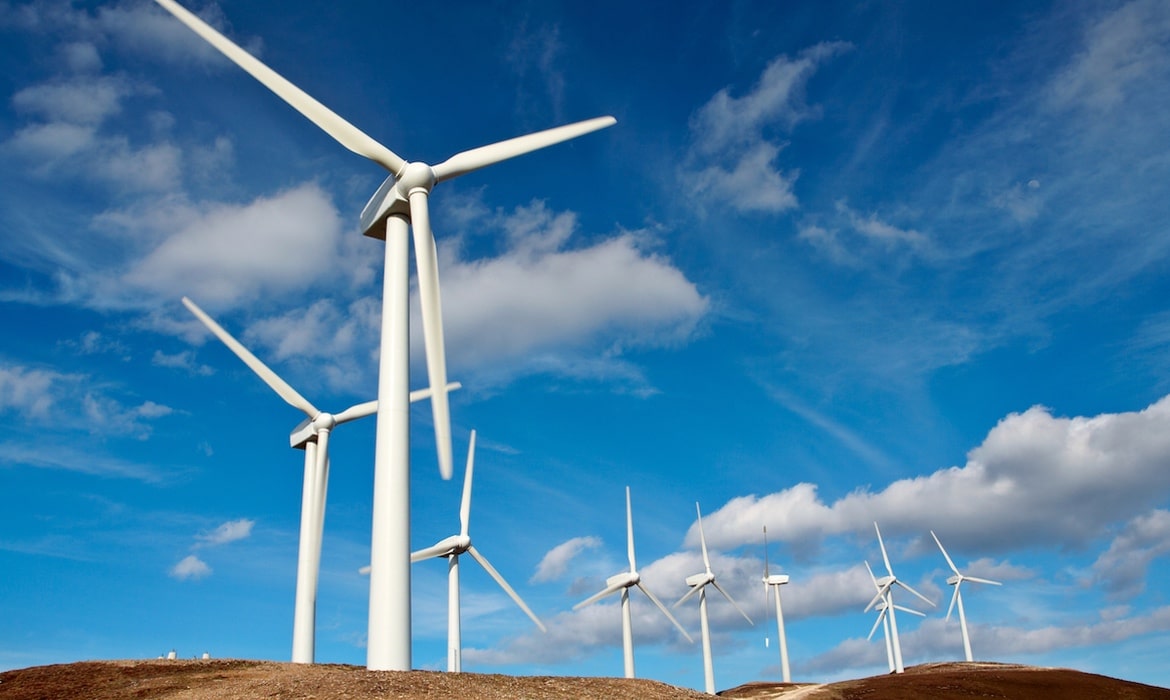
[2,659,1169,699]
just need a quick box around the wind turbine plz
[864,560,924,673]
[761,526,791,683]
[673,503,752,695]
[153,0,614,670]
[411,430,546,672]
[574,487,693,679]
[864,522,935,673]
[181,296,455,664]
[931,530,1001,662]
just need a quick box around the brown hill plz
[0,659,1167,700]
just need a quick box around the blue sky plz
[3,0,1170,692]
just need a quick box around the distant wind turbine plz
[673,503,753,695]
[411,430,546,672]
[761,526,791,683]
[574,487,693,679]
[181,296,454,663]
[153,0,614,670]
[931,530,1002,662]
[864,560,925,673]
[864,522,935,673]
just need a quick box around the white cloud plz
[684,42,850,215]
[531,536,602,583]
[694,395,1170,553]
[0,441,163,482]
[170,554,211,580]
[1048,0,1170,112]
[1090,509,1170,599]
[0,363,62,418]
[81,393,174,439]
[195,518,255,547]
[425,201,708,387]
[12,77,133,125]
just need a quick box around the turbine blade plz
[152,0,406,174]
[332,381,461,424]
[864,560,879,587]
[711,580,754,625]
[636,583,694,644]
[946,585,959,622]
[431,116,616,183]
[696,502,711,574]
[467,545,546,632]
[864,585,890,613]
[896,580,937,608]
[868,608,887,641]
[573,581,625,610]
[893,604,926,617]
[626,486,636,573]
[763,525,770,578]
[874,522,894,576]
[673,583,704,609]
[931,530,961,576]
[408,190,453,480]
[460,430,476,538]
[965,576,1002,586]
[410,542,453,563]
[181,296,318,418]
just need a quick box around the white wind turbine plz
[181,296,454,664]
[673,503,752,695]
[411,430,546,672]
[761,526,791,683]
[574,487,693,679]
[153,0,614,670]
[864,522,935,673]
[864,560,925,673]
[931,530,1001,662]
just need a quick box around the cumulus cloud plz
[531,536,602,583]
[169,554,211,580]
[422,201,708,389]
[684,42,851,215]
[693,395,1170,553]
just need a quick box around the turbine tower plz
[411,430,547,672]
[181,296,452,663]
[864,560,924,673]
[864,522,935,673]
[931,530,1002,662]
[153,0,614,670]
[574,487,693,679]
[761,526,791,683]
[673,503,753,695]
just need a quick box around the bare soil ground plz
[0,659,1167,700]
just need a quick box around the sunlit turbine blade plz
[864,584,892,613]
[874,522,894,576]
[626,486,636,572]
[332,382,463,424]
[182,296,319,418]
[868,608,887,641]
[408,190,453,480]
[864,560,878,586]
[431,116,616,183]
[152,0,406,174]
[637,582,694,643]
[410,540,455,563]
[711,580,753,625]
[696,503,712,574]
[931,530,961,575]
[896,580,936,608]
[965,576,1002,586]
[466,545,546,632]
[763,526,770,578]
[573,582,625,610]
[946,585,959,621]
[459,431,476,538]
[673,583,704,609]
[893,604,926,617]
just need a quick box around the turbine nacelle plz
[946,573,963,586]
[607,571,640,588]
[685,571,715,588]
[764,573,790,586]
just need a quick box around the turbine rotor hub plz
[313,413,336,431]
[397,161,435,195]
